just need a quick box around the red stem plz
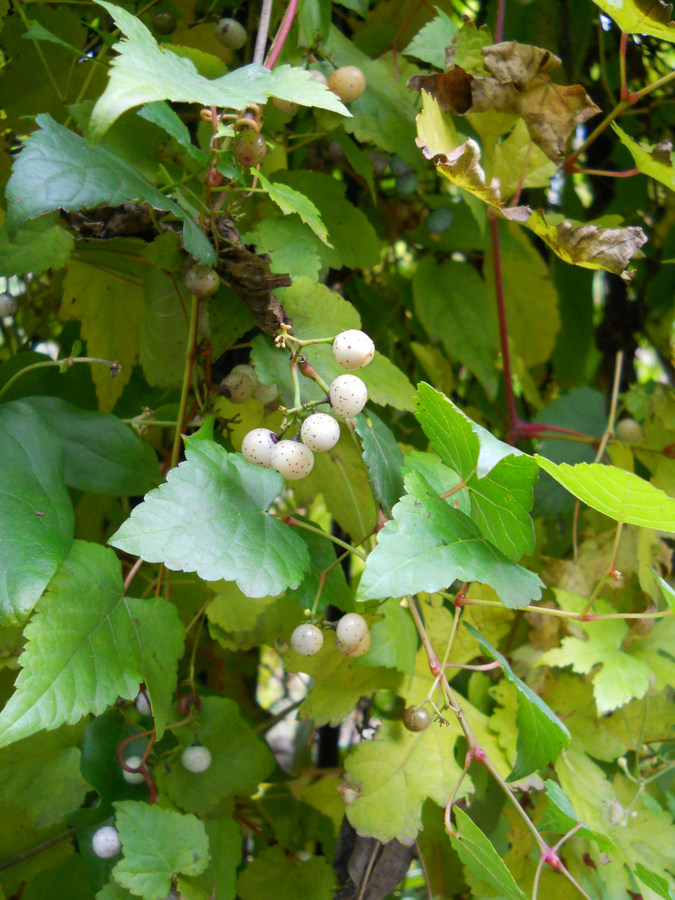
[489,214,518,443]
[265,0,298,70]
[494,0,506,42]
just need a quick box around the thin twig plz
[253,0,274,66]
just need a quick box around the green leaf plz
[412,256,499,397]
[0,541,185,748]
[157,697,275,814]
[612,122,675,191]
[591,0,675,42]
[6,114,214,265]
[357,470,543,608]
[0,401,74,626]
[112,801,209,899]
[655,572,675,610]
[288,523,353,615]
[237,846,335,900]
[109,441,310,597]
[403,7,458,68]
[22,397,158,496]
[416,384,537,559]
[0,214,74,277]
[0,727,89,828]
[91,2,348,139]
[535,457,675,532]
[633,863,675,900]
[345,718,467,844]
[178,817,241,900]
[539,780,615,851]
[208,591,303,652]
[138,101,209,162]
[449,808,527,900]
[463,623,570,780]
[257,172,331,246]
[357,597,417,678]
[354,409,405,518]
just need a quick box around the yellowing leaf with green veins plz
[592,0,675,42]
[345,718,470,845]
[535,457,675,532]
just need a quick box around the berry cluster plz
[241,329,375,482]
[220,364,278,404]
[290,612,371,659]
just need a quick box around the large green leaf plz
[22,397,158,496]
[112,801,209,899]
[0,214,74,277]
[535,457,675,531]
[178,817,241,900]
[357,471,543,608]
[354,409,405,518]
[416,384,537,559]
[91,1,348,140]
[110,441,310,597]
[539,780,615,851]
[613,123,675,192]
[449,808,527,900]
[157,697,275,814]
[5,114,214,264]
[464,623,569,780]
[0,541,184,748]
[237,846,334,900]
[0,402,74,626]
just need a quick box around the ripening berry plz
[241,428,277,468]
[220,370,255,403]
[332,330,375,370]
[270,440,314,480]
[338,628,371,657]
[308,69,328,86]
[272,97,299,116]
[403,706,431,732]
[121,755,146,785]
[615,418,643,444]
[232,129,266,167]
[300,413,341,452]
[328,66,366,102]
[92,825,122,859]
[184,265,220,298]
[214,17,247,49]
[329,375,368,418]
[181,745,212,773]
[335,613,368,650]
[253,382,278,404]
[291,623,324,656]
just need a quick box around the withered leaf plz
[409,39,600,162]
[542,220,648,282]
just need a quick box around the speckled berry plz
[242,428,277,468]
[291,623,324,656]
[335,613,368,649]
[270,440,314,480]
[220,370,255,403]
[329,374,368,418]
[332,330,375,370]
[328,66,366,102]
[300,413,341,452]
[92,825,121,859]
[214,17,247,49]
[181,745,212,773]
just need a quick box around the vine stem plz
[494,0,506,43]
[253,0,274,66]
[0,829,75,872]
[280,516,367,559]
[455,595,672,621]
[0,356,120,401]
[169,294,200,471]
[264,0,297,70]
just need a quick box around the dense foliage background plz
[0,0,674,898]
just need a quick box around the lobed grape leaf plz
[449,808,527,900]
[345,718,468,845]
[178,817,241,900]
[0,214,74,277]
[464,624,569,780]
[112,801,209,899]
[354,598,418,678]
[539,780,615,851]
[256,172,330,246]
[237,846,334,900]
[535,457,675,531]
[358,470,543,608]
[0,402,74,626]
[109,441,310,598]
[91,1,348,140]
[403,7,458,68]
[0,541,184,748]
[353,409,405,518]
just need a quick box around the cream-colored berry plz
[332,330,375,370]
[291,623,324,656]
[270,440,314,480]
[329,375,368,418]
[242,428,277,468]
[300,413,341,452]
[328,66,366,102]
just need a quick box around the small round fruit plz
[181,745,212,773]
[92,825,121,859]
[329,374,368,418]
[135,691,151,717]
[242,428,277,468]
[272,97,299,116]
[300,413,341,452]
[220,370,255,403]
[332,329,375,370]
[403,706,431,732]
[232,129,266,167]
[122,755,146,785]
[214,17,247,49]
[270,440,314,480]
[396,172,419,195]
[335,613,368,649]
[328,65,366,102]
[184,265,220,298]
[308,69,328,85]
[0,293,18,317]
[338,628,371,657]
[426,207,454,234]
[291,623,324,656]
[152,11,176,34]
[253,382,278,403]
[615,418,643,444]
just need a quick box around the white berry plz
[92,825,121,859]
[135,691,151,717]
[242,428,277,468]
[336,613,368,649]
[332,330,375,370]
[221,370,255,403]
[615,418,643,444]
[291,623,324,656]
[181,745,212,773]
[122,755,146,784]
[270,440,314,480]
[329,375,368,418]
[0,293,17,317]
[300,414,341,452]
[338,628,371,658]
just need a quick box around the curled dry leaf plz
[408,39,600,162]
